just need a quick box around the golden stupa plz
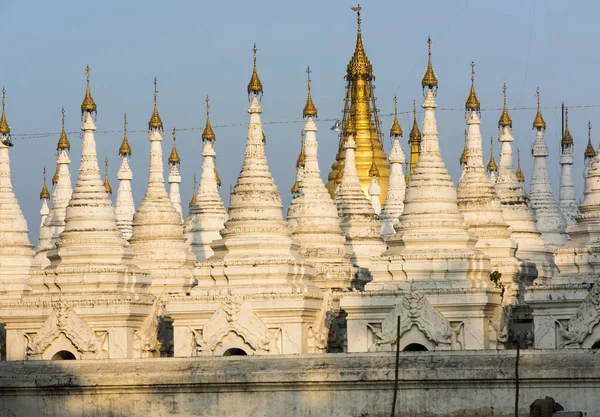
[326,5,390,204]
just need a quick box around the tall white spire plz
[35,108,73,268]
[184,96,227,263]
[380,98,406,236]
[168,128,183,221]
[290,130,305,199]
[130,78,193,295]
[495,84,553,283]
[529,88,567,247]
[457,63,521,286]
[115,113,135,240]
[584,121,597,179]
[0,86,33,295]
[287,68,354,289]
[37,167,50,247]
[558,107,579,226]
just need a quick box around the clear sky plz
[3,0,598,244]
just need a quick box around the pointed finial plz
[516,148,525,182]
[460,130,468,166]
[81,65,97,115]
[247,43,264,101]
[104,157,112,194]
[189,175,197,207]
[119,112,132,156]
[214,160,222,188]
[369,151,379,178]
[351,4,362,26]
[409,100,422,144]
[303,66,318,118]
[562,107,574,149]
[487,136,498,172]
[585,120,597,159]
[148,77,163,130]
[498,83,513,128]
[202,95,216,141]
[421,36,438,93]
[533,87,546,130]
[465,61,480,113]
[40,167,51,200]
[57,107,71,151]
[296,130,306,168]
[390,95,403,137]
[0,86,10,135]
[169,128,180,164]
[52,158,59,186]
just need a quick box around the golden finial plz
[303,66,318,118]
[0,87,9,136]
[214,162,222,188]
[390,95,403,137]
[421,36,438,92]
[369,152,379,178]
[169,128,180,164]
[148,77,163,130]
[347,3,373,80]
[52,159,59,186]
[460,130,468,166]
[56,107,71,151]
[498,83,512,129]
[119,112,132,156]
[487,137,498,172]
[104,157,112,194]
[561,107,574,149]
[516,149,525,182]
[465,61,480,113]
[247,43,263,101]
[81,65,97,115]
[342,110,356,137]
[532,87,546,130]
[409,100,421,144]
[291,181,300,194]
[296,130,305,168]
[262,129,266,143]
[189,175,197,208]
[585,121,597,159]
[202,95,216,141]
[40,167,51,200]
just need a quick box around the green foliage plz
[489,271,505,297]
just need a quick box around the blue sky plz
[2,0,597,243]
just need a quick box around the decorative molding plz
[558,283,600,347]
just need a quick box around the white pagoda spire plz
[334,113,386,270]
[287,67,354,289]
[558,107,579,226]
[115,113,135,240]
[168,128,183,222]
[529,87,567,247]
[35,108,73,268]
[290,130,305,199]
[584,121,597,179]
[380,96,406,236]
[37,167,51,244]
[184,95,227,263]
[367,158,382,215]
[130,78,193,294]
[494,84,553,283]
[487,136,498,184]
[457,63,520,286]
[0,87,33,295]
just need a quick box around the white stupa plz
[558,108,579,226]
[115,113,135,241]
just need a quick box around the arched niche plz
[403,343,429,352]
[52,350,77,360]
[213,331,255,356]
[41,332,81,360]
[591,340,600,349]
[223,348,248,356]
[399,324,436,351]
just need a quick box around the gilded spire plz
[169,128,180,164]
[104,157,112,194]
[487,137,498,172]
[0,87,10,135]
[465,61,480,113]
[247,43,263,100]
[57,107,71,150]
[585,121,597,159]
[409,100,421,144]
[390,96,403,137]
[532,87,546,130]
[214,162,222,188]
[303,66,318,118]
[40,167,51,200]
[460,130,468,166]
[202,95,216,141]
[498,83,512,128]
[119,112,132,156]
[148,77,163,130]
[189,175,197,208]
[347,4,373,80]
[516,149,525,182]
[369,151,379,177]
[80,65,97,115]
[52,160,59,186]
[421,36,438,92]
[561,107,574,149]
[342,107,356,137]
[296,130,305,168]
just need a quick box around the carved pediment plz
[559,283,600,347]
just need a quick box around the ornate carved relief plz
[25,301,107,359]
[558,284,600,347]
[308,291,346,353]
[134,299,166,358]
